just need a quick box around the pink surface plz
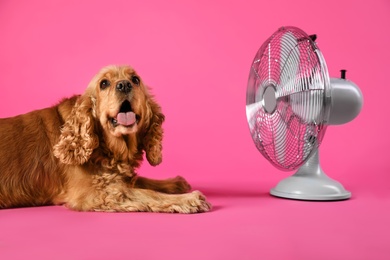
[0,0,389,259]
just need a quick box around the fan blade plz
[271,31,299,166]
[273,31,322,165]
[278,31,300,98]
[246,101,263,130]
[273,110,287,167]
[290,90,323,124]
[290,50,325,124]
[277,32,324,124]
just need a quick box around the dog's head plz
[89,65,155,137]
[54,65,164,166]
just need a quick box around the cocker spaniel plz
[0,65,211,213]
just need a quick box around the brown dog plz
[0,65,211,213]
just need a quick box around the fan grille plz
[246,27,331,171]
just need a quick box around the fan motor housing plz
[328,78,363,125]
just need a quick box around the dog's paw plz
[189,190,212,213]
[166,176,192,194]
[170,190,212,214]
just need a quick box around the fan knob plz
[340,69,347,79]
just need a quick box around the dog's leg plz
[64,173,211,213]
[67,187,211,213]
[133,175,191,194]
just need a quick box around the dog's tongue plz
[117,112,136,126]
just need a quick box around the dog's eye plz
[131,76,140,85]
[100,79,110,90]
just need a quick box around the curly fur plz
[53,94,99,165]
[0,65,211,213]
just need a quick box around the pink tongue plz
[117,112,136,126]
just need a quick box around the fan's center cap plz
[263,85,277,114]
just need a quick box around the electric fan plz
[246,26,363,200]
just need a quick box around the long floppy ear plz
[142,97,165,166]
[53,94,99,165]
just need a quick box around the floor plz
[1,179,388,260]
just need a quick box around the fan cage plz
[246,26,331,171]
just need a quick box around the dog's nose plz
[116,80,132,94]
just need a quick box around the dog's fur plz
[0,65,211,213]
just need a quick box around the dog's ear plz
[142,97,165,166]
[53,94,99,165]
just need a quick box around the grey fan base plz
[270,149,351,201]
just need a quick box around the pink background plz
[1,0,389,259]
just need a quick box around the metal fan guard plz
[246,26,331,171]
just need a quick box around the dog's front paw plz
[171,190,212,214]
[190,190,212,213]
[167,176,192,194]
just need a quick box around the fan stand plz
[270,149,351,201]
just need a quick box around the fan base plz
[270,176,351,201]
[270,149,351,201]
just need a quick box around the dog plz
[0,65,211,213]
